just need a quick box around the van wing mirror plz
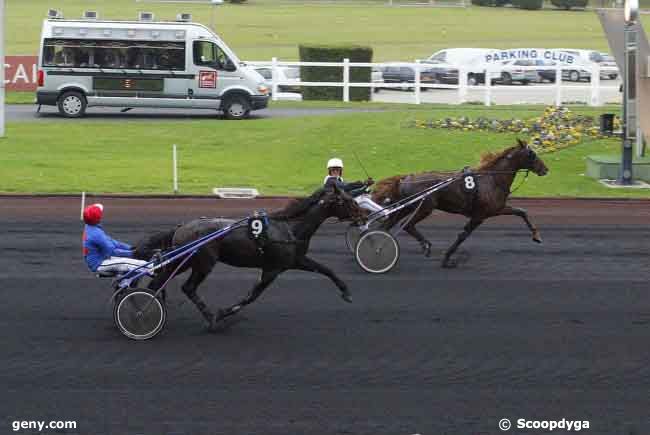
[224,59,236,72]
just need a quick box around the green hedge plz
[471,0,511,6]
[550,0,588,8]
[513,0,543,9]
[298,45,373,101]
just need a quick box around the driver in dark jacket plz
[323,158,387,216]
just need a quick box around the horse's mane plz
[269,188,324,219]
[476,139,527,171]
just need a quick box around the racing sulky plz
[371,139,549,268]
[134,184,367,331]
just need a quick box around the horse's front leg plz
[181,268,216,328]
[294,256,352,303]
[498,205,542,243]
[442,217,484,268]
[216,268,282,321]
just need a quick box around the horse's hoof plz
[206,317,220,333]
[340,291,353,303]
[206,310,227,332]
[423,242,432,258]
[441,259,457,269]
[532,231,543,244]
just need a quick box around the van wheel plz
[57,91,86,118]
[222,95,251,120]
[501,72,512,85]
[467,74,477,86]
[569,70,580,82]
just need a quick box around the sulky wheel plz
[345,224,364,254]
[113,289,167,340]
[355,230,400,274]
[346,221,383,254]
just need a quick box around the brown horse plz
[371,139,549,268]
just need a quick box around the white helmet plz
[327,158,344,169]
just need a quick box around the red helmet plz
[83,203,104,225]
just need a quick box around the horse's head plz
[510,139,549,176]
[320,184,368,224]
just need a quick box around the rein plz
[507,170,530,195]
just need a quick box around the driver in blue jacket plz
[82,203,152,276]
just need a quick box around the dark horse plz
[134,185,366,330]
[371,139,549,268]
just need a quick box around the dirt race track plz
[1,197,649,435]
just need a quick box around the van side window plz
[42,39,185,70]
[193,40,233,70]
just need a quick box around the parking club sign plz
[199,70,217,88]
[484,49,577,64]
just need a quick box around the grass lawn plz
[6,92,34,105]
[2,105,646,197]
[9,0,650,61]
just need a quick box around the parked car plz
[422,48,494,85]
[254,66,301,93]
[553,49,620,81]
[535,59,559,82]
[598,53,618,80]
[497,60,539,85]
[534,57,615,83]
[380,64,437,90]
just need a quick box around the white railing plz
[246,58,621,106]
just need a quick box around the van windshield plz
[427,52,446,63]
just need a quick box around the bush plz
[550,0,588,9]
[513,0,543,9]
[298,44,373,101]
[471,0,511,6]
[226,0,248,3]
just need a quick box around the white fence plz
[247,58,621,106]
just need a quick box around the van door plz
[188,39,239,107]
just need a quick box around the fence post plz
[457,67,467,104]
[414,60,421,105]
[80,192,86,221]
[343,58,350,103]
[554,64,562,107]
[590,64,600,106]
[172,144,178,194]
[271,57,279,102]
[484,67,491,106]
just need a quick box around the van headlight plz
[258,85,269,95]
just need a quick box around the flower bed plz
[411,106,620,154]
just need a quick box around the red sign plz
[199,70,217,89]
[5,56,38,91]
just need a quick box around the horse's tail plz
[372,175,403,204]
[133,227,177,261]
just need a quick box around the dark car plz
[381,65,437,91]
[535,60,558,83]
